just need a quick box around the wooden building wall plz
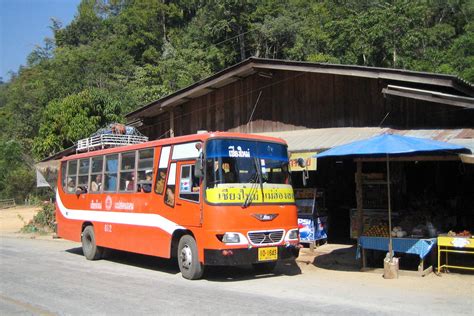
[139,69,473,140]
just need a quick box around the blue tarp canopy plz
[316,134,469,158]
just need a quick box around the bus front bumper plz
[204,245,300,266]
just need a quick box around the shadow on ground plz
[65,247,302,281]
[205,260,302,282]
[298,244,361,272]
[66,247,180,275]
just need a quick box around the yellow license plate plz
[258,247,278,261]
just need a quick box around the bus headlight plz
[287,229,299,240]
[222,233,240,243]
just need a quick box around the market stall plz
[316,134,470,278]
[358,236,437,276]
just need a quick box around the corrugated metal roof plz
[258,128,474,153]
[259,128,384,152]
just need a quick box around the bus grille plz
[247,230,284,245]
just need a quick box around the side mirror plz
[194,153,204,179]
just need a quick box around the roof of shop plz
[126,57,473,121]
[258,128,474,153]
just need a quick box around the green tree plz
[33,89,123,158]
[0,0,472,169]
[0,139,35,202]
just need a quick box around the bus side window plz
[61,162,67,192]
[77,158,90,192]
[66,160,78,194]
[119,151,136,192]
[179,165,200,202]
[137,149,154,193]
[164,163,176,207]
[90,156,104,193]
[104,154,118,192]
[155,146,171,195]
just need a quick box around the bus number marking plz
[104,224,113,233]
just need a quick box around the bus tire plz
[252,261,277,274]
[177,235,203,280]
[82,225,103,260]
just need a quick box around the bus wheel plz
[177,235,203,280]
[82,226,103,260]
[252,261,277,274]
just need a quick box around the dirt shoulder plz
[0,206,41,235]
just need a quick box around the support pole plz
[387,154,393,261]
[356,161,364,238]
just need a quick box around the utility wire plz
[212,29,254,47]
[378,111,391,127]
[156,129,172,140]
[247,90,263,125]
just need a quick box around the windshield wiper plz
[242,172,259,208]
[242,158,261,208]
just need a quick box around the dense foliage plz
[0,139,36,202]
[0,0,472,200]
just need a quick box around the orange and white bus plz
[56,132,299,279]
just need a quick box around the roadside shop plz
[315,134,474,276]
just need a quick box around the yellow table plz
[437,235,474,273]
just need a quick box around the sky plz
[0,0,81,81]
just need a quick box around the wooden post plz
[169,110,175,137]
[356,161,364,238]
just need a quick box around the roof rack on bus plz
[76,123,148,153]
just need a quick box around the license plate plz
[258,247,278,261]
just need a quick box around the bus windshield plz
[205,139,294,205]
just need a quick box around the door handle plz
[176,202,182,206]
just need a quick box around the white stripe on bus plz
[56,191,184,235]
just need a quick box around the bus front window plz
[205,157,289,187]
[204,139,294,205]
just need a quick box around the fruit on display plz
[363,224,390,237]
[396,230,407,238]
[447,230,471,237]
[391,226,407,238]
[456,230,471,237]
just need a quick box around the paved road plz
[0,237,472,315]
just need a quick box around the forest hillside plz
[0,0,473,201]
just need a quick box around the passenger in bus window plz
[155,171,166,194]
[165,187,175,206]
[67,178,76,193]
[91,174,102,192]
[222,161,236,183]
[126,174,135,191]
[144,171,153,192]
[139,171,153,193]
[191,166,200,192]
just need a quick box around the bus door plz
[173,161,202,227]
